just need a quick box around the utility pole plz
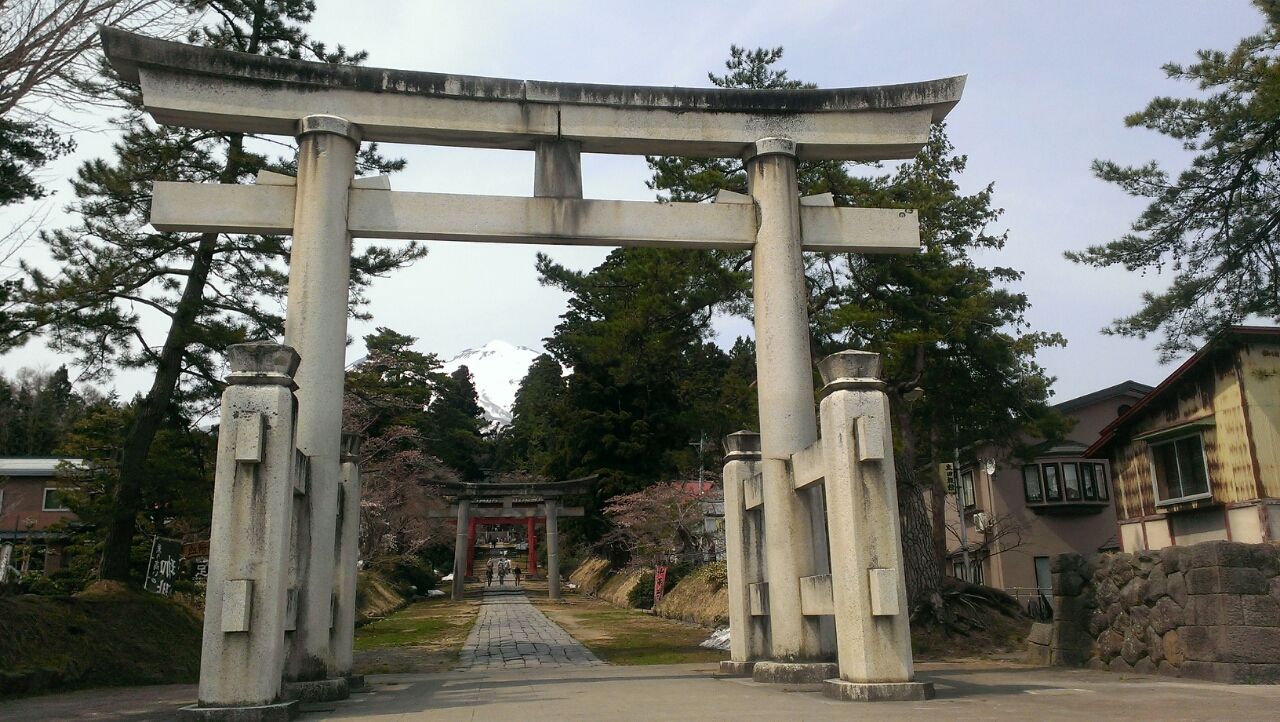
[954,423,971,581]
[690,432,707,485]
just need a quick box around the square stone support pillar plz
[817,351,932,702]
[720,431,768,676]
[331,433,362,684]
[746,137,825,664]
[283,114,360,690]
[545,498,561,600]
[183,343,302,721]
[451,500,471,601]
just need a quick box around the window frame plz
[1148,432,1212,506]
[1022,464,1044,503]
[1080,462,1097,500]
[960,469,976,509]
[42,487,71,512]
[1061,462,1082,501]
[1042,463,1063,502]
[1095,463,1109,501]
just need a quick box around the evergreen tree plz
[505,353,568,473]
[1069,0,1280,358]
[423,366,487,481]
[514,247,749,541]
[5,1,426,582]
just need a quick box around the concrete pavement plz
[6,661,1280,720]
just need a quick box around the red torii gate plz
[435,476,595,601]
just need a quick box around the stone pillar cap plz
[296,114,362,143]
[743,136,797,162]
[818,350,885,397]
[723,430,762,460]
[227,342,300,387]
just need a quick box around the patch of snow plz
[427,589,445,597]
[441,340,541,427]
[700,627,731,650]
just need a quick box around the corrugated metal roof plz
[0,457,86,477]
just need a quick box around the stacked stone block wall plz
[1029,540,1280,684]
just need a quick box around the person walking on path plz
[513,566,522,587]
[485,562,494,587]
[498,565,507,586]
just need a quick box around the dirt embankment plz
[654,563,729,627]
[357,570,412,622]
[0,584,202,698]
[568,558,729,626]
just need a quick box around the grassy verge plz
[0,584,202,698]
[353,593,479,674]
[533,593,723,665]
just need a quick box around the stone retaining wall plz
[1029,540,1280,684]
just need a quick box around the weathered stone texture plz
[1033,540,1280,685]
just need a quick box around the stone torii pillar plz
[545,497,561,600]
[746,138,830,676]
[451,499,471,601]
[182,343,301,721]
[282,115,360,700]
[331,433,364,689]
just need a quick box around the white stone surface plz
[818,351,916,685]
[331,435,363,677]
[197,344,299,707]
[748,141,824,661]
[722,432,766,664]
[149,182,919,254]
[283,120,359,683]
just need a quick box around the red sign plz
[653,565,669,606]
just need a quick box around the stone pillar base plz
[179,700,299,722]
[343,673,366,692]
[823,679,935,702]
[281,677,348,703]
[751,661,839,688]
[718,660,755,676]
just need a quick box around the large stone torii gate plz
[99,27,964,719]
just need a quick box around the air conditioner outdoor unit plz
[973,512,993,533]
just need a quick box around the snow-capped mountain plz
[441,340,541,427]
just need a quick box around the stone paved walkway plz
[459,584,603,670]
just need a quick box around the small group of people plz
[484,557,522,587]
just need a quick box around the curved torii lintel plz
[99,27,965,161]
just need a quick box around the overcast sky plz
[0,0,1267,402]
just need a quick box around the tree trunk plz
[893,397,943,619]
[97,137,245,582]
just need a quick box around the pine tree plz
[6,1,427,582]
[423,366,488,481]
[1069,0,1280,358]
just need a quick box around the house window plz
[1080,463,1098,500]
[1150,433,1210,504]
[42,488,71,512]
[1062,462,1082,501]
[1095,464,1109,501]
[1022,465,1044,503]
[952,560,966,581]
[1043,463,1062,501]
[970,560,984,585]
[960,470,976,509]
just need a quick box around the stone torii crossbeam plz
[99,26,964,719]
